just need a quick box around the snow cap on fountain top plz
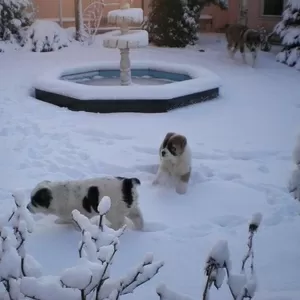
[107,1,144,27]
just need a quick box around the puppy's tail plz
[130,178,141,185]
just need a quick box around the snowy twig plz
[120,254,164,295]
[1,192,163,300]
[82,0,120,45]
[204,213,262,300]
[95,242,119,300]
[70,196,163,300]
[156,213,263,300]
[203,240,229,300]
[241,213,262,273]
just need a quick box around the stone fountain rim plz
[33,60,221,101]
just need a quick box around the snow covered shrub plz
[0,193,164,300]
[0,0,35,43]
[156,212,263,300]
[146,0,198,47]
[23,20,70,52]
[274,0,300,69]
[289,134,300,200]
[0,192,42,299]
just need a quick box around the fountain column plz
[120,20,131,86]
[102,0,149,86]
[120,48,131,86]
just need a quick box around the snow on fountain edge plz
[34,61,221,101]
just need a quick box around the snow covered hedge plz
[0,0,34,43]
[0,190,264,300]
[0,0,71,53]
[156,213,263,300]
[0,193,164,299]
[274,0,300,70]
[23,20,71,52]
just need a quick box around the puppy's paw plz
[152,178,160,185]
[176,182,188,195]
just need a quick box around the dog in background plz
[225,24,261,67]
[27,176,144,231]
[153,132,192,195]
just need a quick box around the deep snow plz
[0,33,300,300]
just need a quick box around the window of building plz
[262,0,284,16]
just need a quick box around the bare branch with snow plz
[0,192,163,300]
[156,212,263,300]
[81,0,120,45]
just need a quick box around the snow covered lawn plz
[1,33,300,300]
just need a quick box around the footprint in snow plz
[211,215,247,228]
[132,146,158,155]
[142,221,168,232]
[217,172,242,181]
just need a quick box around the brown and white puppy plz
[27,176,144,231]
[153,132,191,195]
[225,24,261,67]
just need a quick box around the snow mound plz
[274,0,300,69]
[107,8,144,26]
[23,20,70,52]
[103,30,149,49]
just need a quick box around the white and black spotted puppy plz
[27,176,144,231]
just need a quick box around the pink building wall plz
[33,0,282,33]
[247,0,282,31]
[228,0,281,32]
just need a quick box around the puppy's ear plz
[131,178,141,185]
[31,188,52,208]
[177,135,187,150]
[162,132,176,148]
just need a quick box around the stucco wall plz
[34,0,144,23]
[228,0,281,32]
[201,5,229,30]
[247,0,281,32]
[33,0,281,32]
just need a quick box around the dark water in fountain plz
[76,76,174,86]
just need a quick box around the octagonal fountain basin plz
[34,61,221,113]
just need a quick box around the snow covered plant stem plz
[203,213,263,300]
[156,213,263,300]
[241,213,262,273]
[66,196,164,300]
[0,192,41,300]
[82,0,120,45]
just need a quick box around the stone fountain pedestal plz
[102,2,149,86]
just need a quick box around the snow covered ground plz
[1,33,300,299]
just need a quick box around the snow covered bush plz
[0,0,35,43]
[0,193,164,299]
[156,212,263,300]
[23,20,70,52]
[0,191,42,299]
[146,0,198,47]
[274,0,300,70]
[145,0,227,47]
